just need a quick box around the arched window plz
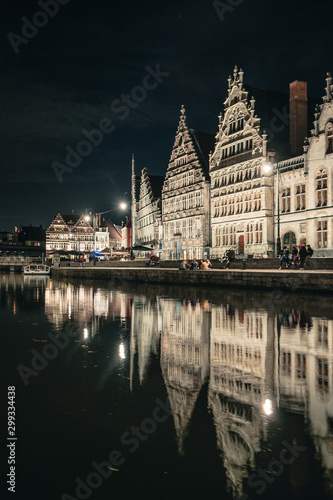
[326,122,333,154]
[316,169,328,207]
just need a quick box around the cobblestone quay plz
[52,267,333,293]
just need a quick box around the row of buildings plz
[130,67,333,259]
[45,213,122,257]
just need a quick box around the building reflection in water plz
[39,277,333,497]
[44,280,131,342]
[129,292,333,498]
[159,298,210,454]
[0,273,49,315]
[208,303,275,497]
[278,312,333,495]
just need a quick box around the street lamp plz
[117,202,133,259]
[263,154,281,257]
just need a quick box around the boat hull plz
[23,265,50,275]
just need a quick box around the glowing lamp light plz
[119,343,126,359]
[263,399,273,416]
[263,164,272,174]
[119,202,127,210]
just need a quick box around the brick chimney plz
[289,81,308,156]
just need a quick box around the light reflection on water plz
[1,272,333,499]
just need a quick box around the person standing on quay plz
[298,244,307,270]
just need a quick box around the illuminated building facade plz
[161,106,214,260]
[210,66,274,258]
[46,213,94,256]
[136,167,164,252]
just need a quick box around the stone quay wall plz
[52,267,333,293]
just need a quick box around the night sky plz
[0,0,330,231]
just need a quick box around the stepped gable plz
[164,105,212,183]
[210,65,267,173]
[306,72,333,148]
[141,167,164,201]
[47,213,80,232]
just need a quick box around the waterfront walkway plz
[52,266,333,293]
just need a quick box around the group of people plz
[179,258,212,270]
[279,244,313,270]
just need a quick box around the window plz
[215,227,221,246]
[296,354,306,379]
[295,184,306,210]
[222,227,227,246]
[230,226,236,245]
[221,198,227,216]
[182,219,186,237]
[254,192,261,211]
[316,320,328,349]
[282,351,291,377]
[236,195,243,214]
[228,197,235,215]
[196,218,201,237]
[281,188,291,212]
[326,122,333,154]
[317,220,328,248]
[188,219,193,237]
[214,200,219,217]
[317,358,329,396]
[255,223,263,243]
[316,169,328,207]
[246,223,253,244]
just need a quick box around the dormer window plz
[326,122,333,154]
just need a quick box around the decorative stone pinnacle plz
[180,105,186,124]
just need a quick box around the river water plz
[1,272,333,500]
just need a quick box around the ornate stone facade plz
[161,106,214,260]
[46,213,94,256]
[277,73,333,256]
[136,167,163,252]
[210,66,274,258]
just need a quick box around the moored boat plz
[23,264,50,275]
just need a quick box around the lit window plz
[295,184,306,210]
[317,220,328,248]
[281,188,291,212]
[316,169,328,207]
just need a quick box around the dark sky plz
[0,0,330,230]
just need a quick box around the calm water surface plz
[1,272,333,500]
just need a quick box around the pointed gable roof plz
[140,168,164,202]
[47,213,93,232]
[101,218,122,240]
[210,65,267,172]
[164,105,213,185]
[306,72,333,146]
